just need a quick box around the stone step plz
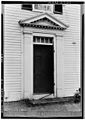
[30,96,74,105]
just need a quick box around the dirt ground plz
[3,100,82,118]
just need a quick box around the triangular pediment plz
[30,17,60,28]
[19,13,68,30]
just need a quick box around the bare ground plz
[3,100,82,118]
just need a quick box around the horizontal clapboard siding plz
[4,4,22,101]
[63,5,80,96]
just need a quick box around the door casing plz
[32,33,57,98]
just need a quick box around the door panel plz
[34,45,54,94]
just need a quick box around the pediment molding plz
[19,13,68,30]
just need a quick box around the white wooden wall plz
[63,5,81,96]
[4,4,81,101]
[4,5,22,101]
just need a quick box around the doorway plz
[33,36,54,94]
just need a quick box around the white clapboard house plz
[3,3,82,102]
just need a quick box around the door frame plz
[32,33,57,98]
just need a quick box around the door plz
[33,45,54,94]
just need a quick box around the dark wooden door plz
[33,45,54,94]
